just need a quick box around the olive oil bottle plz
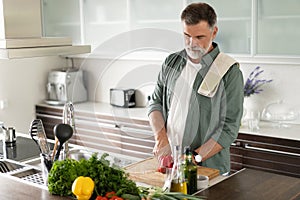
[183,146,198,194]
[170,145,187,194]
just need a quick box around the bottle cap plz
[184,146,191,154]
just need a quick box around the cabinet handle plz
[231,142,241,147]
[244,144,300,157]
[119,126,153,135]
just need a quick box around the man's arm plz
[148,110,171,157]
[194,138,223,162]
[195,64,244,162]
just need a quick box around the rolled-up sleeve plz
[147,61,165,117]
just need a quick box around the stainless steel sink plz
[69,149,92,160]
[0,160,25,173]
[0,147,138,190]
[11,168,45,186]
[0,159,46,188]
[68,149,135,168]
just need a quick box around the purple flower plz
[244,66,272,97]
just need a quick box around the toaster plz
[110,88,136,108]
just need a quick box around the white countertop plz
[240,121,300,141]
[38,102,300,141]
[39,101,149,121]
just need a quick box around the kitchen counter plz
[37,102,300,141]
[240,121,300,141]
[196,168,300,200]
[0,174,69,200]
[0,167,299,199]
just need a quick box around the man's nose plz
[188,37,197,47]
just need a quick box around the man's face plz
[183,21,218,63]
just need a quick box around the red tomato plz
[96,196,108,200]
[157,167,166,174]
[160,155,173,168]
[105,192,116,198]
[109,195,119,200]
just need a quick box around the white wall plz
[74,54,300,125]
[239,60,300,124]
[0,56,65,133]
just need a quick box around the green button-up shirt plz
[148,43,244,174]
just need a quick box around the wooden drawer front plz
[231,147,300,177]
[75,122,154,159]
[35,105,62,116]
[237,133,300,154]
[35,113,62,139]
[230,133,300,178]
[36,104,154,159]
[75,110,152,132]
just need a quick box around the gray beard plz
[185,46,207,60]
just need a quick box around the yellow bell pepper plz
[72,176,95,200]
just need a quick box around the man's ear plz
[212,26,218,40]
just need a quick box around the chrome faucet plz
[62,101,75,159]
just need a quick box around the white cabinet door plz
[188,0,252,54]
[42,0,300,56]
[257,0,300,55]
[42,0,81,44]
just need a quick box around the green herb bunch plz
[48,153,139,198]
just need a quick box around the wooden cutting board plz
[124,157,219,187]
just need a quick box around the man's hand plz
[153,128,171,158]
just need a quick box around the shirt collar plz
[200,42,220,68]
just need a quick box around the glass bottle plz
[170,145,187,194]
[183,146,198,194]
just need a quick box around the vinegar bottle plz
[183,146,198,194]
[170,145,187,194]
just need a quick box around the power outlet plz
[0,99,8,110]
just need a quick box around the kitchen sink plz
[0,147,138,190]
[11,168,45,186]
[0,158,46,188]
[0,159,25,173]
[68,149,135,168]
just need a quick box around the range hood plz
[0,0,90,59]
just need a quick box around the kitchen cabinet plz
[188,0,252,54]
[42,0,300,56]
[35,103,154,159]
[230,133,300,178]
[257,0,300,55]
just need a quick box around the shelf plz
[260,15,300,20]
[219,17,251,21]
[0,45,91,59]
